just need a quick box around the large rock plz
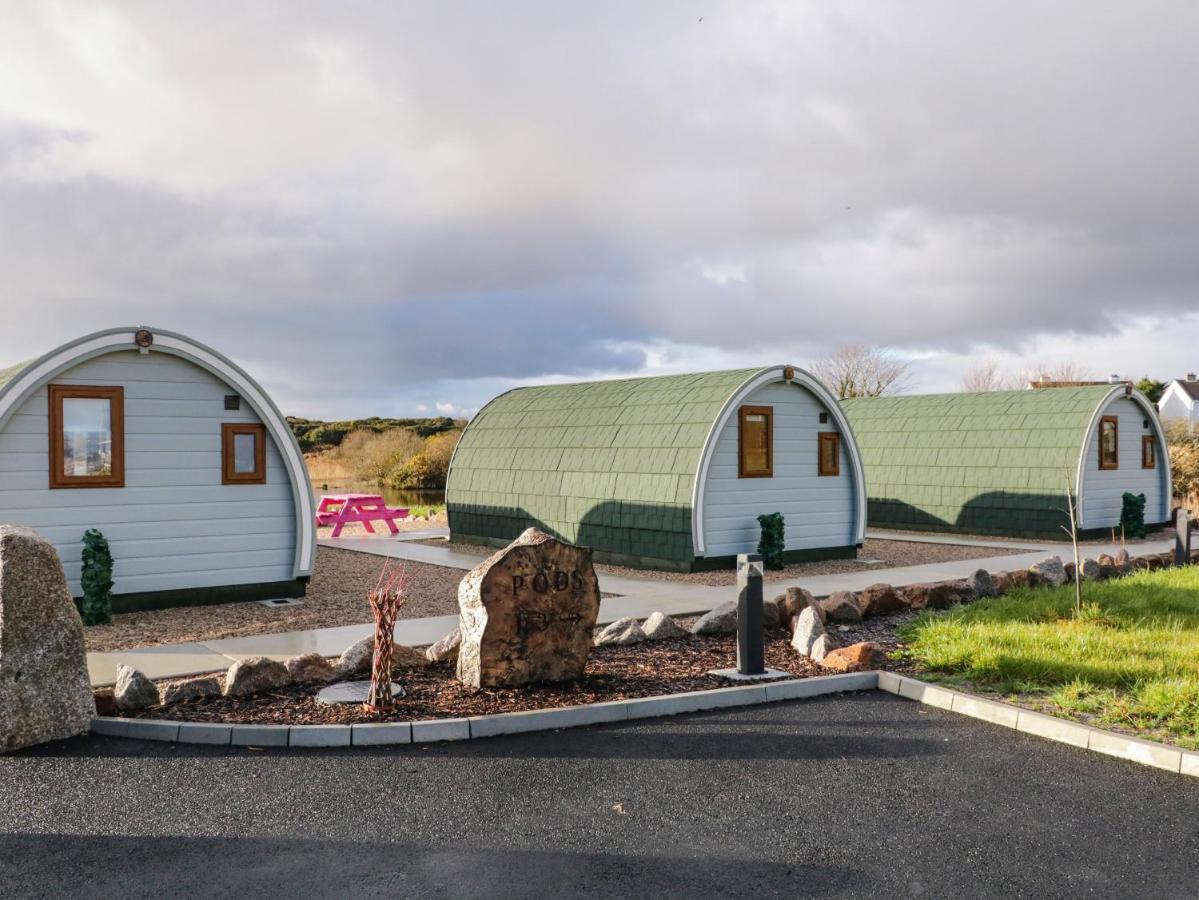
[968,569,997,598]
[809,633,839,664]
[642,611,689,640]
[334,636,375,677]
[161,675,221,705]
[425,629,462,664]
[457,528,601,689]
[1114,548,1132,573]
[761,595,783,630]
[821,642,877,672]
[285,653,336,683]
[691,601,738,635]
[1029,556,1067,587]
[779,587,820,629]
[114,665,160,712]
[858,583,904,618]
[898,584,931,610]
[1080,557,1102,581]
[789,606,825,657]
[0,526,95,752]
[926,581,975,610]
[593,617,647,648]
[223,656,291,698]
[821,591,862,623]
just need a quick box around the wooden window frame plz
[48,384,125,489]
[818,432,841,477]
[1142,435,1156,470]
[1098,416,1119,470]
[738,405,773,478]
[222,423,267,485]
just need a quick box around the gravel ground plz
[430,537,1032,586]
[84,546,465,653]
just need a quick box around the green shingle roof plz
[447,368,761,565]
[841,386,1116,537]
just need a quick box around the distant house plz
[446,365,867,571]
[0,327,315,611]
[842,384,1172,539]
[1158,374,1199,426]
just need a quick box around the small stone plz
[821,591,862,623]
[334,636,375,677]
[425,629,462,663]
[161,675,221,705]
[837,625,850,633]
[114,665,160,711]
[392,644,431,669]
[224,656,290,698]
[968,569,997,598]
[285,653,336,683]
[821,642,877,673]
[1115,548,1131,573]
[809,633,839,664]
[789,606,825,657]
[1029,555,1067,587]
[1080,558,1102,581]
[691,601,738,635]
[593,617,647,647]
[642,612,689,640]
[780,587,819,628]
[858,583,904,618]
[990,572,1011,594]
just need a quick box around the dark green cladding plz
[841,387,1114,538]
[447,368,760,566]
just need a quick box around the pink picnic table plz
[316,493,409,538]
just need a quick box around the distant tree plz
[961,359,1023,393]
[1135,377,1167,403]
[1165,420,1199,503]
[811,344,912,399]
[1021,361,1095,386]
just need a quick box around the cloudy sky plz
[2,1,1197,418]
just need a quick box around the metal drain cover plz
[257,597,305,608]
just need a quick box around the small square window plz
[222,423,266,484]
[48,385,125,488]
[818,432,841,477]
[1099,416,1119,470]
[738,406,773,478]
[1142,435,1156,469]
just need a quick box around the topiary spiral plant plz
[757,512,786,570]
[80,528,114,626]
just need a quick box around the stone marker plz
[642,611,689,640]
[114,665,160,711]
[0,526,95,753]
[457,528,601,689]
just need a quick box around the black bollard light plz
[736,553,765,675]
[1176,508,1192,567]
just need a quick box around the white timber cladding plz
[0,329,315,594]
[695,372,863,557]
[1077,392,1171,529]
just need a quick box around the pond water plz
[309,482,446,509]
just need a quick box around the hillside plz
[286,416,464,452]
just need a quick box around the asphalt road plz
[1,692,1196,899]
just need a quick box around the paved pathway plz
[5,693,1197,898]
[87,533,1173,686]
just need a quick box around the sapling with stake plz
[1059,472,1083,615]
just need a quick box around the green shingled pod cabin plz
[840,384,1172,539]
[446,366,868,571]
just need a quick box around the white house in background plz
[1159,374,1199,426]
[0,327,316,612]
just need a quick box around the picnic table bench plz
[316,493,409,538]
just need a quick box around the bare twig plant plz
[810,344,913,399]
[1060,472,1083,615]
[366,563,408,712]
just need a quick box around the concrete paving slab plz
[88,644,234,687]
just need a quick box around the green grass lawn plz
[898,566,1199,749]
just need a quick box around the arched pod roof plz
[841,385,1170,535]
[447,365,866,564]
[0,327,315,577]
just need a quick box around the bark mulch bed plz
[426,538,1034,587]
[122,631,836,726]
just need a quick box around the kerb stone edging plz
[88,672,879,748]
[878,671,1198,778]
